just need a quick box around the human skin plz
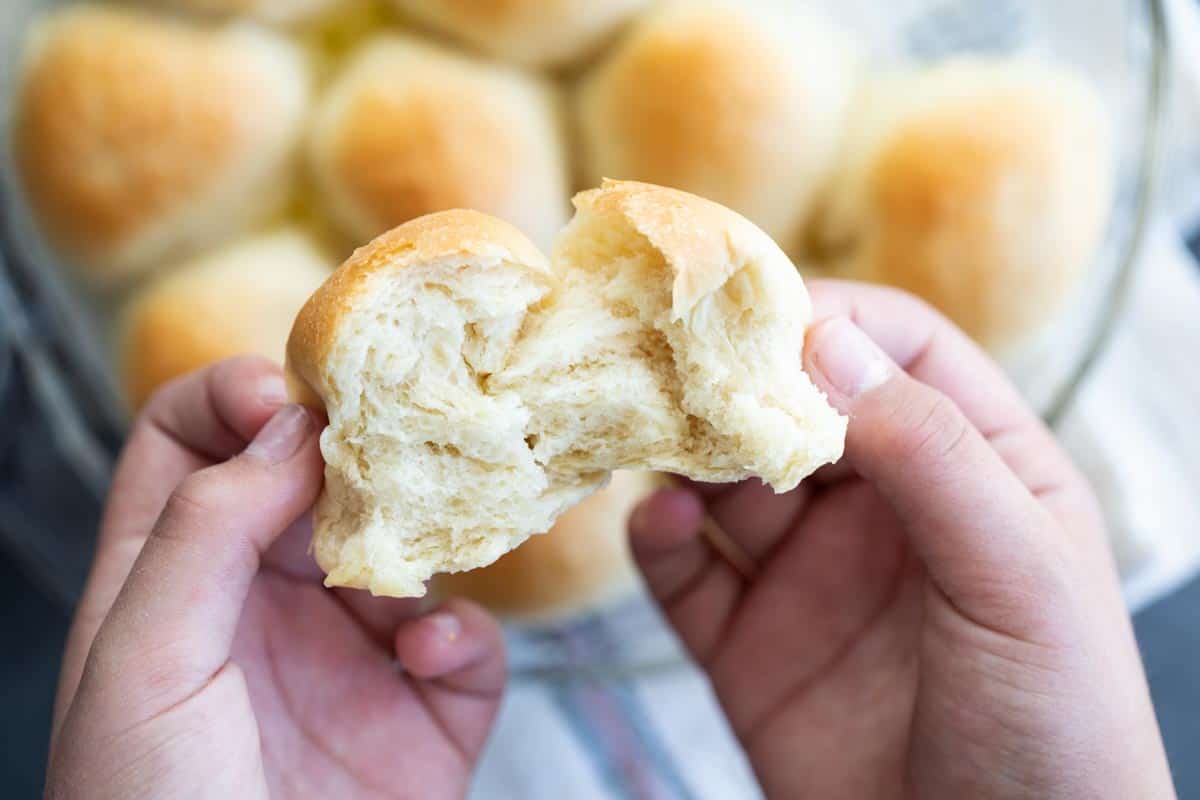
[629,281,1176,799]
[45,357,505,799]
[43,281,1177,799]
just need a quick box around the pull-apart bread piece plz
[287,181,846,597]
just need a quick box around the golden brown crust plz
[580,8,793,192]
[852,72,1109,349]
[13,8,239,267]
[121,231,332,409]
[121,293,221,410]
[866,97,1036,342]
[330,72,523,233]
[285,209,552,406]
[310,37,569,248]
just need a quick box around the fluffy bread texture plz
[149,0,351,25]
[12,5,310,286]
[577,2,860,257]
[120,229,333,408]
[391,0,649,68]
[434,470,657,622]
[287,180,846,597]
[308,36,569,250]
[815,59,1114,351]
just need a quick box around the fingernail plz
[245,405,314,463]
[258,375,288,407]
[810,317,895,399]
[426,612,461,644]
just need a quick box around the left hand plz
[46,357,505,799]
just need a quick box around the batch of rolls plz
[10,0,1113,623]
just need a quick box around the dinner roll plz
[12,6,310,286]
[309,36,569,250]
[287,180,846,598]
[815,60,1113,351]
[577,2,860,256]
[435,471,657,623]
[120,229,332,408]
[148,0,349,26]
[391,0,649,68]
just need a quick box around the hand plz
[630,281,1175,799]
[46,357,505,799]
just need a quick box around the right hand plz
[630,281,1175,799]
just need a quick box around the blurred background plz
[2,0,1200,796]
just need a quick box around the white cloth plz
[1061,223,1200,612]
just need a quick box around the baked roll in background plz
[814,60,1114,352]
[146,0,354,26]
[120,228,333,409]
[309,36,570,252]
[577,2,861,257]
[12,5,311,286]
[391,0,650,68]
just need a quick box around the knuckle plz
[873,284,944,324]
[884,386,972,469]
[136,374,190,421]
[162,469,226,522]
[900,292,946,326]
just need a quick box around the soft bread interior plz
[496,186,840,486]
[312,238,567,596]
[293,181,846,597]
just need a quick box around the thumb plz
[804,317,1069,633]
[85,404,325,709]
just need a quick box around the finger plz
[258,512,427,645]
[104,357,289,549]
[395,599,507,759]
[673,477,740,499]
[707,479,812,561]
[629,489,743,666]
[85,405,324,715]
[806,281,1030,435]
[806,280,1080,500]
[260,512,325,582]
[54,357,287,740]
[807,458,857,487]
[805,317,1070,638]
[338,590,426,649]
